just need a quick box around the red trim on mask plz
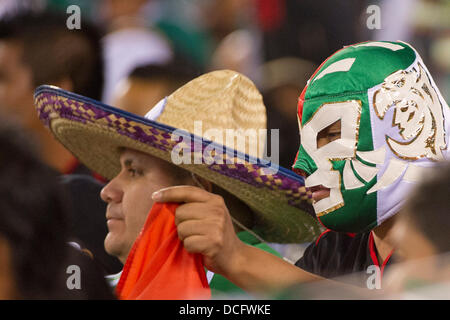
[368,231,394,281]
[297,86,307,125]
[315,229,331,246]
[296,41,373,130]
[294,45,351,168]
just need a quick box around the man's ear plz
[191,173,213,192]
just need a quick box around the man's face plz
[294,98,378,233]
[100,148,188,263]
[0,41,34,125]
[390,212,436,261]
[297,120,342,203]
[310,119,341,202]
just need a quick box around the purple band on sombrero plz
[35,71,323,243]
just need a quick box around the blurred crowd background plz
[1,0,449,169]
[0,0,448,299]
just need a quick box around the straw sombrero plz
[34,70,323,243]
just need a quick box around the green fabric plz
[293,41,417,233]
[209,231,282,297]
[156,20,213,69]
[305,41,416,101]
[297,94,378,233]
[322,160,378,233]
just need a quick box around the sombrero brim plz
[35,85,323,243]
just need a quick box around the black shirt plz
[295,229,394,287]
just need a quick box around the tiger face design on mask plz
[373,63,446,161]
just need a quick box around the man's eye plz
[327,132,341,141]
[316,120,341,149]
[127,167,144,177]
[127,168,137,177]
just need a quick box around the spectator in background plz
[259,57,316,169]
[111,61,198,116]
[99,0,173,104]
[154,0,261,80]
[385,161,450,298]
[0,11,122,276]
[257,0,365,64]
[0,11,103,173]
[0,120,115,299]
[206,0,263,82]
[393,161,450,260]
[209,28,262,83]
[373,0,450,102]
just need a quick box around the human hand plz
[152,186,245,276]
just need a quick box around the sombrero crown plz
[35,70,323,242]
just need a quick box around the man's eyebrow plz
[122,156,144,168]
[122,158,133,167]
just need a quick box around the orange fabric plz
[116,202,211,300]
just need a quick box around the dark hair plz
[405,161,450,253]
[0,11,104,100]
[129,58,199,92]
[0,121,69,298]
[0,121,116,299]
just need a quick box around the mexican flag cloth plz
[116,202,211,300]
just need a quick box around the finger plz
[182,235,215,255]
[152,185,214,203]
[177,219,219,241]
[174,202,224,225]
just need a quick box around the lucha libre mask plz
[293,41,450,233]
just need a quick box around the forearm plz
[221,243,322,294]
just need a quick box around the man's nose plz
[100,178,123,203]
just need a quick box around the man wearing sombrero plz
[35,70,322,298]
[150,41,450,292]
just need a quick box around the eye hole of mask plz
[316,119,341,149]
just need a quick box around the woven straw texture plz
[35,72,323,243]
[158,70,267,158]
